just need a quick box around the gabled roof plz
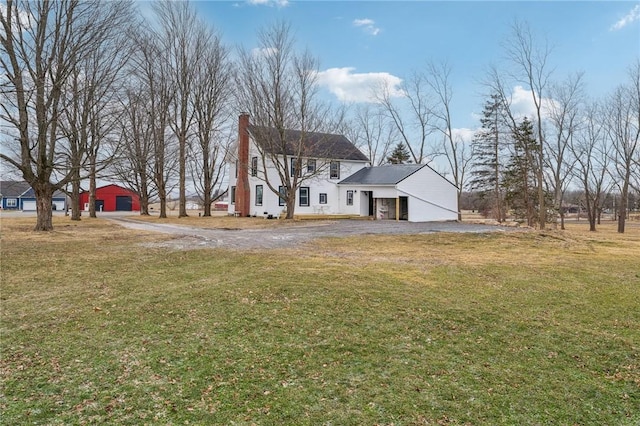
[339,164,426,185]
[247,125,369,162]
[0,181,65,198]
[0,181,31,197]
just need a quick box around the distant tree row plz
[347,21,639,233]
[2,2,638,232]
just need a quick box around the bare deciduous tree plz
[153,0,207,218]
[113,88,157,216]
[190,32,232,216]
[502,20,554,229]
[129,27,176,219]
[426,60,471,221]
[235,21,345,219]
[545,72,584,229]
[345,104,395,166]
[375,71,436,164]
[0,0,131,230]
[571,100,612,232]
[605,61,640,233]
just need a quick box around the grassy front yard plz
[1,217,638,425]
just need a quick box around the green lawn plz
[1,217,639,425]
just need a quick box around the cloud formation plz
[314,67,403,103]
[251,47,279,57]
[247,0,289,7]
[610,4,640,31]
[353,18,381,36]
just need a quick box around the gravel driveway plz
[108,217,514,250]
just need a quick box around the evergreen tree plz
[386,142,412,164]
[469,94,506,221]
[502,117,544,227]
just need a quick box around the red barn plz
[79,184,140,212]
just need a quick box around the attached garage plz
[22,200,36,211]
[338,164,459,222]
[79,184,140,212]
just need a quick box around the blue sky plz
[184,0,640,133]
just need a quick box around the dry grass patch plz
[1,216,639,425]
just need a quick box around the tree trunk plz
[285,194,295,220]
[33,183,54,231]
[618,180,628,234]
[89,171,97,218]
[70,177,81,221]
[139,180,150,215]
[203,192,211,217]
[179,132,188,218]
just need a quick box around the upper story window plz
[251,156,258,177]
[307,159,316,173]
[330,161,340,179]
[290,158,301,177]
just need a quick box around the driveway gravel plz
[108,217,515,250]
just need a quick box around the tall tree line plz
[2,2,638,232]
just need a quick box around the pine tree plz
[502,117,540,227]
[386,142,412,164]
[469,94,506,221]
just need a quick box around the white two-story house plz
[227,114,459,222]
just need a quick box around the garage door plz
[22,200,36,211]
[115,195,132,211]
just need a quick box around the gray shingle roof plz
[248,125,369,162]
[338,164,426,185]
[0,181,30,197]
[0,181,66,198]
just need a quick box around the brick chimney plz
[235,113,251,217]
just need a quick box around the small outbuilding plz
[338,164,458,222]
[79,184,140,212]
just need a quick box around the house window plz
[6,198,17,207]
[251,156,258,177]
[299,187,310,207]
[319,193,327,204]
[255,185,263,206]
[231,186,236,204]
[346,190,354,206]
[235,160,238,178]
[307,159,316,173]
[330,161,340,179]
[290,158,300,177]
[278,186,286,206]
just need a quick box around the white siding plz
[228,138,368,217]
[397,166,458,222]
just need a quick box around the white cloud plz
[251,47,278,57]
[314,67,404,103]
[452,128,475,144]
[353,18,381,36]
[248,0,289,7]
[497,85,558,124]
[610,4,640,31]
